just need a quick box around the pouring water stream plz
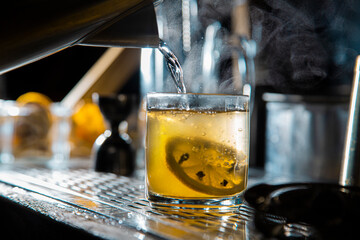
[158,40,187,94]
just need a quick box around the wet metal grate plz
[0,168,253,239]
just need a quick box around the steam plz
[198,0,232,30]
[155,0,360,94]
[184,0,235,93]
[249,0,360,93]
[158,0,235,94]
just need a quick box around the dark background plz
[0,46,140,102]
[2,0,360,100]
[249,0,360,94]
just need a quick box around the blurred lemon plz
[71,100,107,152]
[14,92,53,158]
[16,91,52,107]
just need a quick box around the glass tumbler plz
[145,93,249,207]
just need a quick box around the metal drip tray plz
[0,168,252,239]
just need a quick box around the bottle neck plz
[109,121,121,135]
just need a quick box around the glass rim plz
[146,92,249,96]
[146,92,249,112]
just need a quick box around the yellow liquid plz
[146,109,249,199]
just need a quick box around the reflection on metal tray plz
[0,168,253,240]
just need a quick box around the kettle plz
[0,0,159,74]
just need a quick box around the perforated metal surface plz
[0,168,255,240]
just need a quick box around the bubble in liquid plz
[181,114,189,120]
[192,146,200,152]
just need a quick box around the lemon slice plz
[16,92,52,107]
[166,137,247,196]
[71,101,107,143]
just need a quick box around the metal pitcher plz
[0,0,159,74]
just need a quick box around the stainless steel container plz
[263,93,349,182]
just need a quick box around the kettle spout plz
[79,2,159,48]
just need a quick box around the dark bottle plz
[92,94,136,176]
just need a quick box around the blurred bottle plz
[92,94,136,176]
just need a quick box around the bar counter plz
[0,160,314,240]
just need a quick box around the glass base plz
[147,191,244,209]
